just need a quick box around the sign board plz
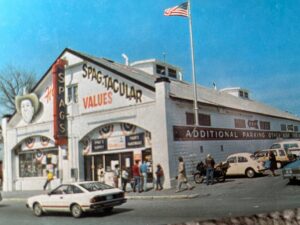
[92,139,107,152]
[126,133,145,148]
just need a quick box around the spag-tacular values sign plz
[173,126,300,141]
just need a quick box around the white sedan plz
[225,152,265,178]
[26,181,126,218]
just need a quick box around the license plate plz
[106,195,113,200]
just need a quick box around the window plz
[67,84,78,103]
[238,156,248,163]
[234,119,246,128]
[294,126,298,132]
[260,121,270,130]
[270,144,281,149]
[156,64,165,75]
[186,112,211,126]
[168,68,177,78]
[239,90,244,97]
[227,157,237,163]
[287,125,294,132]
[281,124,287,131]
[244,92,249,99]
[278,150,286,156]
[19,150,58,177]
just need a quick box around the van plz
[254,139,300,168]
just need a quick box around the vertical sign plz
[52,59,68,145]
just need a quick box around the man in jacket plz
[205,154,215,185]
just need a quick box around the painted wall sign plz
[52,59,68,145]
[173,126,300,141]
[82,63,143,103]
[82,91,113,109]
[107,136,126,150]
[125,133,145,148]
[92,139,107,152]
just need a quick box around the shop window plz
[260,121,270,130]
[168,68,177,78]
[156,64,166,75]
[186,112,211,126]
[19,150,58,177]
[234,119,246,128]
[281,124,287,131]
[67,84,78,103]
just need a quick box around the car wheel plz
[33,203,43,217]
[194,173,204,184]
[71,204,83,218]
[245,168,255,178]
[103,207,113,214]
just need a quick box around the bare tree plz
[0,65,37,115]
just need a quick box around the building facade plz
[2,48,300,191]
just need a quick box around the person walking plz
[176,156,193,193]
[97,164,105,183]
[132,160,142,192]
[140,160,148,192]
[205,154,215,185]
[121,167,129,192]
[43,170,53,191]
[155,164,164,190]
[269,151,277,176]
[113,164,120,188]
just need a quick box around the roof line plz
[65,48,155,92]
[169,95,300,123]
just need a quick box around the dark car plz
[282,159,300,183]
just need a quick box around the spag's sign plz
[52,59,68,145]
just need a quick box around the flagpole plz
[187,0,199,126]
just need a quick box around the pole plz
[188,0,199,126]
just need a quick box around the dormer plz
[220,87,250,100]
[130,59,183,81]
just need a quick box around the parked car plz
[225,153,265,178]
[282,159,300,183]
[26,181,127,218]
[0,192,2,202]
[254,147,295,169]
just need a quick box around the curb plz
[2,194,200,202]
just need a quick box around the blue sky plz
[0,0,299,116]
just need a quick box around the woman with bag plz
[155,164,164,190]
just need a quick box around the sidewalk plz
[1,186,201,202]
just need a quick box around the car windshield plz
[79,182,113,192]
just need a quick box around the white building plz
[2,48,300,191]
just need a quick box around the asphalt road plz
[1,175,300,225]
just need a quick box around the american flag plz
[164,2,189,17]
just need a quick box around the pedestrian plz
[176,156,193,193]
[140,160,148,192]
[97,164,105,183]
[269,151,277,176]
[43,170,53,191]
[113,164,120,188]
[132,160,142,192]
[121,167,129,192]
[155,164,164,190]
[205,154,215,185]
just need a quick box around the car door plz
[237,156,249,174]
[45,185,72,212]
[226,156,238,175]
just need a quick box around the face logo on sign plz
[15,93,40,124]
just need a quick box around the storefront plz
[2,48,300,191]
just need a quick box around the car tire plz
[71,204,83,218]
[194,173,204,184]
[245,168,255,178]
[33,203,43,217]
[103,207,114,214]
